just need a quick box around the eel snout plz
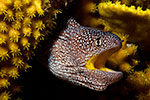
[85,32,123,91]
[106,31,123,49]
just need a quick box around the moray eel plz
[48,18,123,91]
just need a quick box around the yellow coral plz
[24,63,32,72]
[23,17,31,27]
[0,2,7,15]
[0,22,8,32]
[15,11,24,20]
[0,69,7,78]
[33,20,45,31]
[22,0,31,5]
[0,78,10,88]
[0,0,61,99]
[108,39,138,73]
[83,1,97,13]
[12,20,21,30]
[33,30,44,40]
[12,57,24,68]
[8,28,20,42]
[125,44,137,55]
[0,0,12,5]
[52,9,62,19]
[135,67,150,100]
[0,91,11,100]
[0,33,7,44]
[22,27,32,37]
[45,18,56,29]
[8,67,19,79]
[13,0,22,11]
[32,40,39,49]
[127,71,150,89]
[26,5,36,18]
[9,42,21,56]
[4,10,14,21]
[20,37,30,50]
[33,0,44,16]
[97,1,150,51]
[111,49,129,64]
[0,47,9,61]
[144,67,150,82]
[0,66,20,79]
[119,62,132,72]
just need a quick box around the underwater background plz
[0,0,150,100]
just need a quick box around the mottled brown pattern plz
[48,18,123,91]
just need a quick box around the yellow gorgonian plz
[0,0,60,99]
[97,1,150,51]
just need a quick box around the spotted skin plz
[48,18,123,91]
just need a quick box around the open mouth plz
[85,47,121,72]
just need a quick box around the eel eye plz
[95,38,101,47]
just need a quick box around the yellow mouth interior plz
[85,50,117,72]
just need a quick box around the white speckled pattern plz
[48,18,123,91]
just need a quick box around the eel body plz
[48,18,123,91]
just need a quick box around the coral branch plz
[98,1,150,51]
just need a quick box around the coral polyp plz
[0,91,11,100]
[0,0,61,99]
[0,47,10,61]
[4,10,14,22]
[0,22,8,33]
[0,78,10,88]
[9,42,21,56]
